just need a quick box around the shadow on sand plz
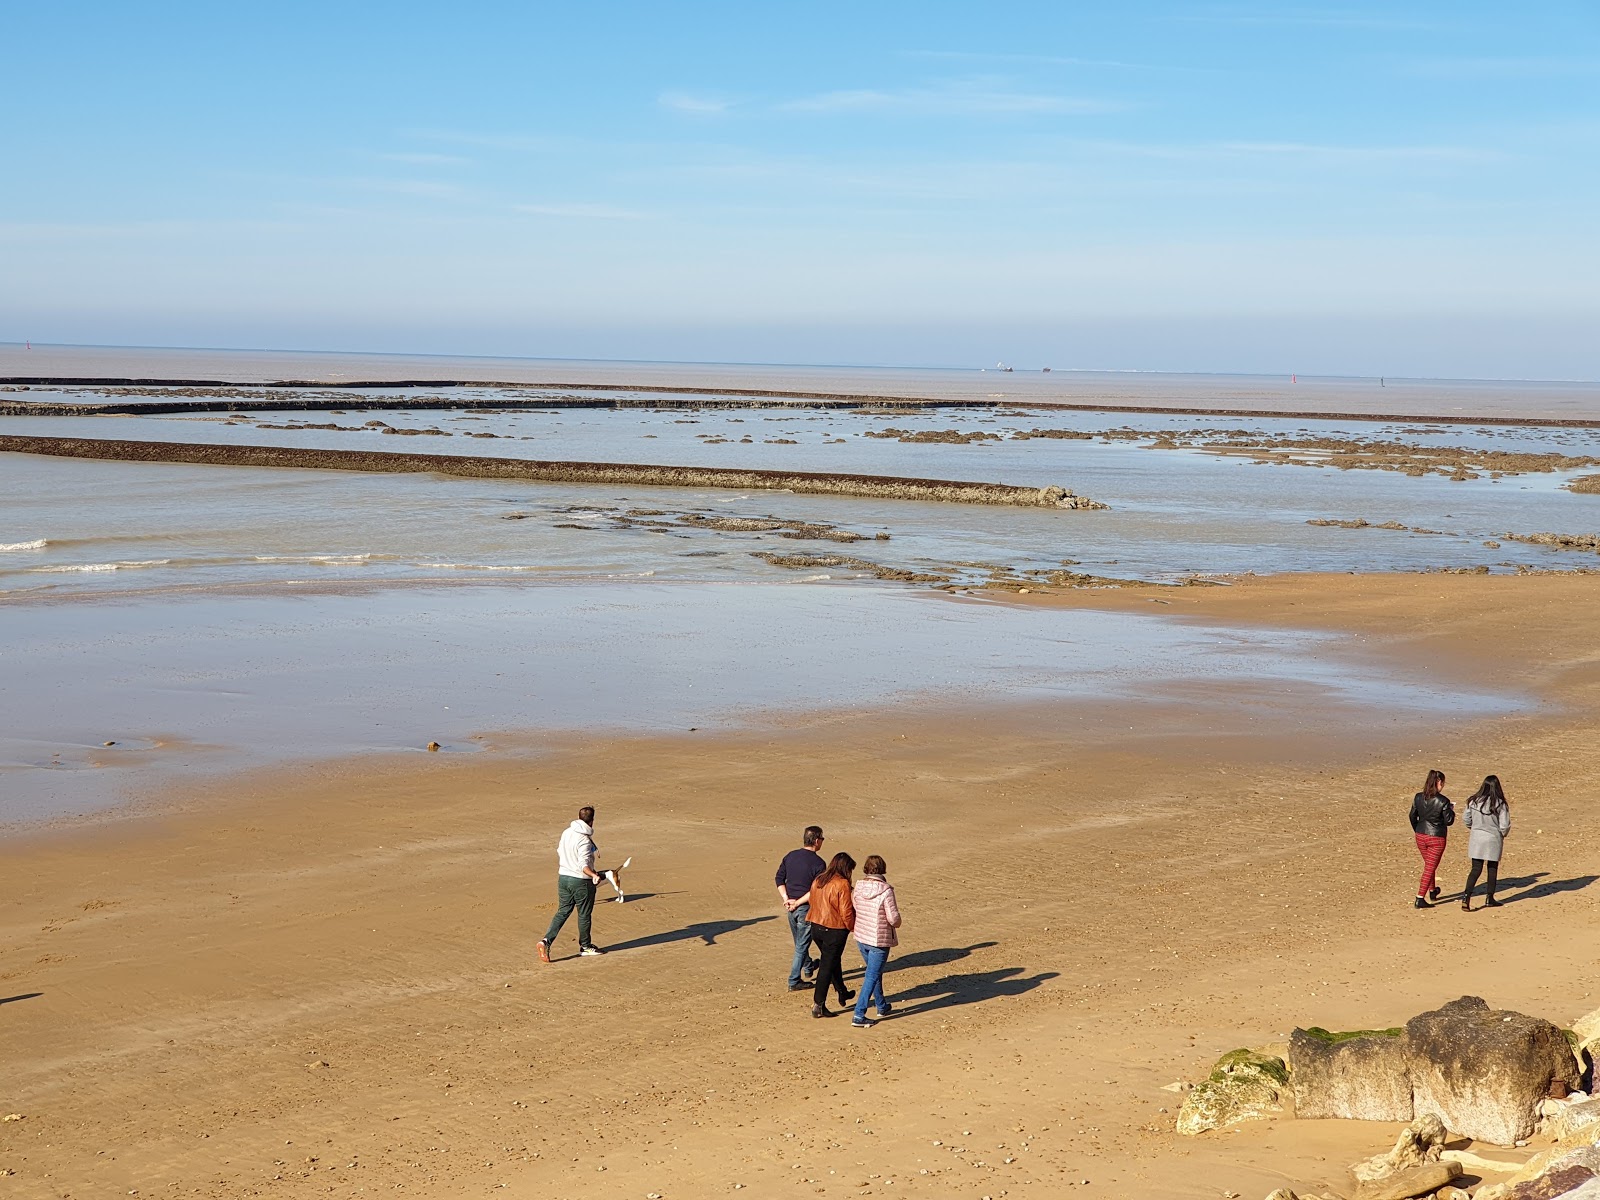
[887,966,1059,1017]
[1499,873,1598,906]
[0,992,42,1007]
[601,913,778,954]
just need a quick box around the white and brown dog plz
[598,856,632,902]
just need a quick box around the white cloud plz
[352,178,469,199]
[372,152,471,166]
[1179,7,1445,32]
[658,91,733,115]
[1399,56,1600,80]
[513,203,646,220]
[780,83,1121,116]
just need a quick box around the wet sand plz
[2,573,1598,1199]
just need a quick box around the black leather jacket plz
[1409,791,1456,838]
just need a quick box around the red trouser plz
[1415,834,1447,897]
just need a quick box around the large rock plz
[1550,1098,1600,1142]
[1290,1025,1413,1121]
[1573,1008,1600,1046]
[1407,996,1583,1145]
[1176,1048,1287,1135]
[1352,1160,1460,1200]
[1502,1162,1600,1199]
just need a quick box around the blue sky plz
[4,2,1598,377]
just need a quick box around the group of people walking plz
[1410,770,1513,911]
[531,812,904,1030]
[775,826,902,1028]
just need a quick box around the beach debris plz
[1,1113,22,1121]
[426,741,441,752]
[103,740,116,746]
[1174,1049,1287,1135]
[1350,1160,1460,1200]
[1350,1113,1447,1185]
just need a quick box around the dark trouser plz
[1464,858,1499,902]
[543,875,597,948]
[811,925,850,1007]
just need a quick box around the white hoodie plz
[556,819,597,879]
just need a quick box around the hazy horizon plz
[6,337,1600,387]
[6,3,1598,379]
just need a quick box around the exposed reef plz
[0,434,1107,510]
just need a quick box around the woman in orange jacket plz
[807,852,857,1018]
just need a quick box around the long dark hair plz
[1421,769,1447,799]
[1468,775,1507,817]
[815,851,856,888]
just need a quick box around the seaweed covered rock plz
[1175,1049,1287,1135]
[1290,1025,1412,1121]
[1407,996,1583,1146]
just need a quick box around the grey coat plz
[1463,798,1511,862]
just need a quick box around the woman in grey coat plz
[1461,775,1512,910]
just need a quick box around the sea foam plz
[0,539,48,552]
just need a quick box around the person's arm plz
[582,836,601,883]
[840,885,855,932]
[1408,796,1421,832]
[1443,797,1456,827]
[1463,805,1475,830]
[883,886,902,929]
[1500,808,1511,836]
[775,858,799,911]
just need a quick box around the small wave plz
[0,539,48,552]
[435,562,551,571]
[251,553,400,565]
[26,559,172,573]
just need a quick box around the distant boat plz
[996,361,1014,372]
[1042,367,1051,373]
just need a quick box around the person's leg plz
[830,936,852,1006]
[543,877,578,945]
[1485,859,1500,905]
[786,904,813,988]
[1416,835,1445,901]
[577,878,597,948]
[1464,858,1483,908]
[873,948,891,1012]
[812,927,844,1009]
[855,945,887,1023]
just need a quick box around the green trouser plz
[543,875,597,948]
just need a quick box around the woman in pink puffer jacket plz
[850,855,902,1028]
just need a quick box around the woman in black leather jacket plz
[1408,769,1455,909]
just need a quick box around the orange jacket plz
[807,874,855,930]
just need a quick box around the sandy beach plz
[3,572,1597,1199]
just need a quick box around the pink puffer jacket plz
[852,875,901,949]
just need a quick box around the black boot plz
[1484,894,1502,908]
[1414,896,1430,909]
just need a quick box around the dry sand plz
[2,574,1598,1199]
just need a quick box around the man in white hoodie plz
[537,806,604,962]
